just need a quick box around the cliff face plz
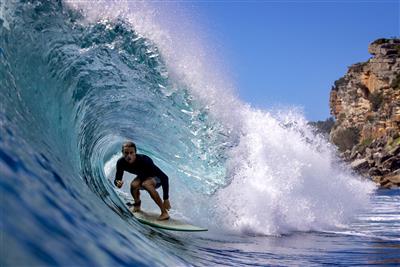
[329,38,400,188]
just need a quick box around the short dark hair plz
[122,141,137,152]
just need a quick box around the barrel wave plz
[2,1,393,266]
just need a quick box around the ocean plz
[1,1,399,266]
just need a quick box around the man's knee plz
[131,179,141,190]
[141,179,156,192]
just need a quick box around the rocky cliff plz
[329,38,400,188]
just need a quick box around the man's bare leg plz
[130,178,141,212]
[142,178,169,220]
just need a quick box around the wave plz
[0,0,376,265]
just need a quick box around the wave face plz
[1,0,377,266]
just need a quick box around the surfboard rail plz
[131,210,208,232]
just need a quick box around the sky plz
[178,0,399,121]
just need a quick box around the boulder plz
[351,158,369,170]
[380,174,400,189]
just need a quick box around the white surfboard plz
[130,208,208,232]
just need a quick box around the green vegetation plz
[369,91,383,111]
[385,137,400,152]
[357,138,374,153]
[395,45,400,54]
[339,113,346,121]
[332,127,361,152]
[351,63,367,73]
[334,77,347,88]
[391,73,400,90]
[366,114,375,123]
[395,137,400,146]
[372,38,390,45]
[308,117,335,136]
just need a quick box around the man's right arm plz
[114,159,124,187]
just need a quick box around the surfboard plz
[129,208,208,232]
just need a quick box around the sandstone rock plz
[380,174,400,189]
[329,38,400,189]
[372,176,381,183]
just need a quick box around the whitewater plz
[1,1,399,266]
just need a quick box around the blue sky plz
[179,1,399,121]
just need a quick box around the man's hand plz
[114,180,124,188]
[163,199,171,211]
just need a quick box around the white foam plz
[214,108,376,235]
[0,1,11,30]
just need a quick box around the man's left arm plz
[155,166,169,200]
[154,165,170,210]
[144,155,170,209]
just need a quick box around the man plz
[114,141,171,220]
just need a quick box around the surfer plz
[114,141,171,220]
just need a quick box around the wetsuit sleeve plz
[114,158,124,185]
[154,166,169,200]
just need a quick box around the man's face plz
[123,147,136,164]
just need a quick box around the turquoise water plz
[1,1,399,266]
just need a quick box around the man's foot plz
[133,206,141,212]
[132,200,141,213]
[158,211,169,221]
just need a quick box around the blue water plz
[1,1,399,266]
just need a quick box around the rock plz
[367,158,375,166]
[373,152,383,161]
[380,174,400,188]
[378,153,392,165]
[350,147,360,160]
[381,156,400,171]
[344,149,352,158]
[369,167,382,176]
[389,145,400,156]
[351,158,369,170]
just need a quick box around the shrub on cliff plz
[357,137,374,153]
[371,38,390,45]
[391,73,400,90]
[369,91,383,111]
[309,117,335,136]
[333,77,347,89]
[332,127,360,152]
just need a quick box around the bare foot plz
[158,211,169,220]
[133,206,141,212]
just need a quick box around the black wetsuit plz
[114,154,169,200]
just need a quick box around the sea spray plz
[213,108,375,235]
